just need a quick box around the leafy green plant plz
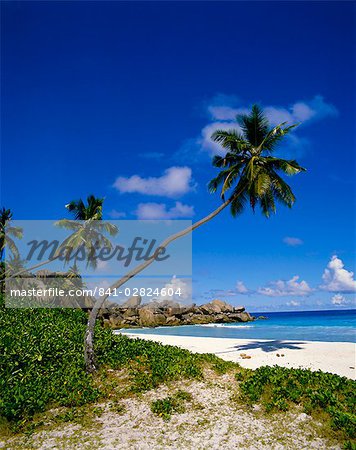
[238,365,356,440]
[151,390,192,421]
[0,306,100,422]
[344,439,356,450]
[0,296,232,427]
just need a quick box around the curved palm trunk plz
[84,197,233,373]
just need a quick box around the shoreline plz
[120,333,356,379]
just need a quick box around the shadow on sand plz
[215,340,305,355]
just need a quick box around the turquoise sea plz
[123,309,356,343]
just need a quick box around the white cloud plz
[331,294,355,307]
[113,166,194,198]
[236,280,249,294]
[207,105,248,121]
[257,275,313,297]
[287,300,300,307]
[156,276,192,304]
[135,201,194,220]
[264,96,338,126]
[263,106,294,125]
[200,95,338,155]
[294,96,338,121]
[283,236,304,247]
[331,294,346,305]
[291,103,315,122]
[321,255,356,293]
[108,209,126,219]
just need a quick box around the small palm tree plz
[84,105,306,373]
[0,208,23,261]
[56,195,118,269]
[6,197,117,280]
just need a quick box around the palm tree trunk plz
[84,197,233,373]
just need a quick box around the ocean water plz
[122,309,356,343]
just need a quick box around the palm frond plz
[6,226,23,239]
[254,172,272,197]
[208,169,232,194]
[94,222,119,237]
[230,189,249,217]
[269,171,296,207]
[257,123,299,153]
[259,188,276,218]
[266,157,306,175]
[55,219,82,231]
[220,167,241,199]
[65,195,105,220]
[212,153,246,169]
[65,199,86,220]
[237,104,269,147]
[211,129,250,153]
[4,236,20,259]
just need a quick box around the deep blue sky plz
[1,1,355,310]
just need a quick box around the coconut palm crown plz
[56,195,118,269]
[209,105,306,217]
[65,194,105,220]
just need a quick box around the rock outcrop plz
[98,297,254,329]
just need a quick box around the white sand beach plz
[123,333,356,379]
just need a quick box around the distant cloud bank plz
[257,275,313,297]
[227,255,355,310]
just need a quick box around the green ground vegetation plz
[0,295,355,447]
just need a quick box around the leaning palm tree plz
[84,105,306,372]
[0,208,23,261]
